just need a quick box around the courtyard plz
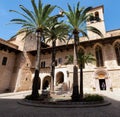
[0,90,120,117]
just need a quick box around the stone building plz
[0,5,120,93]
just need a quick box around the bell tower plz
[86,5,106,39]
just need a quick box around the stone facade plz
[0,38,20,93]
[0,50,16,92]
[0,5,120,93]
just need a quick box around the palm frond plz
[87,26,104,37]
[84,53,96,64]
[9,28,32,40]
[19,5,36,23]
[31,0,38,18]
[82,7,92,15]
[79,29,89,39]
[77,51,96,65]
[9,10,34,24]
[44,18,69,45]
[65,55,73,64]
[38,0,42,14]
[42,5,56,21]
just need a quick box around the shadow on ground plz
[0,93,119,117]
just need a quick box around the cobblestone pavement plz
[0,90,120,117]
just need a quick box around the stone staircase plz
[54,83,69,95]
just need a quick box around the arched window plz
[95,12,100,22]
[95,45,104,67]
[114,42,120,66]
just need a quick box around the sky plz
[0,0,120,40]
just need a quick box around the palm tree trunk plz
[79,63,83,101]
[72,31,79,101]
[32,31,41,98]
[50,40,56,93]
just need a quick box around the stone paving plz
[0,90,120,117]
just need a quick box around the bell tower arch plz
[87,5,106,39]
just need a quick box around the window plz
[95,45,104,67]
[2,57,7,65]
[58,58,62,64]
[95,12,100,22]
[114,42,120,66]
[41,61,45,68]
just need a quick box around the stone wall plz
[9,33,25,51]
[2,30,119,93]
[11,52,33,92]
[108,69,120,89]
[13,39,120,92]
[24,34,37,51]
[0,50,16,92]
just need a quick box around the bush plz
[25,91,51,101]
[84,94,104,102]
[25,94,40,100]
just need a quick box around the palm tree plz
[65,55,73,65]
[77,51,96,100]
[10,0,56,99]
[63,2,103,101]
[66,52,96,101]
[45,18,69,93]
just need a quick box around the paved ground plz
[0,90,120,117]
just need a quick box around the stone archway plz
[93,69,111,91]
[97,72,107,90]
[42,76,51,90]
[56,72,64,85]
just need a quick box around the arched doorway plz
[97,72,106,90]
[42,76,51,90]
[99,79,106,90]
[56,72,64,85]
[93,69,111,91]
